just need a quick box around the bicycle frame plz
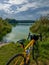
[15,39,35,65]
[6,33,42,65]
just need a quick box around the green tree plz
[0,17,12,41]
[30,15,49,37]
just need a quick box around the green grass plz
[0,39,49,65]
[0,43,24,65]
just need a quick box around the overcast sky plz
[0,0,49,20]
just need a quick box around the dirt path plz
[0,43,9,47]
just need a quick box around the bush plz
[0,17,12,41]
[30,15,49,38]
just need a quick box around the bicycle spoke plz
[6,54,25,65]
[14,57,21,65]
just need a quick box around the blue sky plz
[0,0,49,20]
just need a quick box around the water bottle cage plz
[25,50,30,54]
[25,46,33,54]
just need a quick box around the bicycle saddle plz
[17,39,26,45]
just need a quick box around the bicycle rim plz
[6,54,26,65]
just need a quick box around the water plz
[3,24,31,43]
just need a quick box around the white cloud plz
[1,0,29,14]
[37,10,49,15]
[0,3,14,14]
[37,1,49,8]
[5,0,28,5]
[14,2,38,14]
[0,0,49,15]
[7,0,49,14]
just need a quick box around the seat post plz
[21,42,24,48]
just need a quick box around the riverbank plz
[0,17,12,41]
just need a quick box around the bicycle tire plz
[6,54,26,65]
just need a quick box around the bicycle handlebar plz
[27,33,42,41]
[17,33,42,47]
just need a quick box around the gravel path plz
[0,43,9,47]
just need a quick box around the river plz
[3,23,32,43]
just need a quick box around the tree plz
[0,17,12,41]
[30,14,49,37]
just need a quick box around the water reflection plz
[3,24,31,43]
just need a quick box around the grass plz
[0,42,24,65]
[0,39,49,65]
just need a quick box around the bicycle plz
[6,33,42,65]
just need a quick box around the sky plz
[0,0,49,20]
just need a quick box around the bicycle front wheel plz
[6,54,26,65]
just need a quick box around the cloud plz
[0,3,10,12]
[0,0,49,20]
[4,0,28,5]
[8,0,49,14]
[12,2,38,14]
[0,0,49,14]
[0,1,38,14]
[37,10,49,15]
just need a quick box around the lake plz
[3,23,32,43]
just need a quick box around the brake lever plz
[27,32,31,40]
